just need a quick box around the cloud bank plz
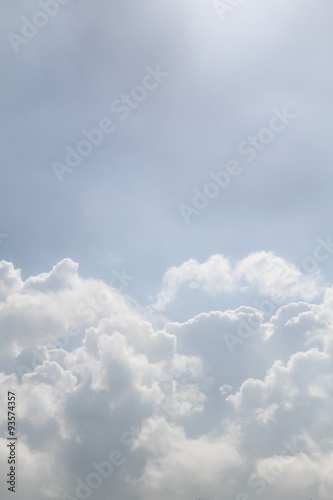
[0,255,332,500]
[153,248,327,311]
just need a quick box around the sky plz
[0,0,333,499]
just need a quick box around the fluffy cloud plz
[153,251,324,311]
[0,261,22,301]
[154,254,235,311]
[0,257,332,499]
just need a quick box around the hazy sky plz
[1,1,333,499]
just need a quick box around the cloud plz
[0,258,332,499]
[153,251,324,311]
[0,260,23,301]
[235,251,323,301]
[153,254,235,311]
[22,258,79,293]
[132,419,243,500]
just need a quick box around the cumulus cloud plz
[153,254,235,311]
[0,261,23,301]
[153,251,324,310]
[0,257,332,499]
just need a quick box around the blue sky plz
[1,1,333,499]
[1,0,332,301]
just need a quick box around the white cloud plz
[0,260,23,300]
[0,257,332,499]
[153,254,235,311]
[153,251,324,311]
